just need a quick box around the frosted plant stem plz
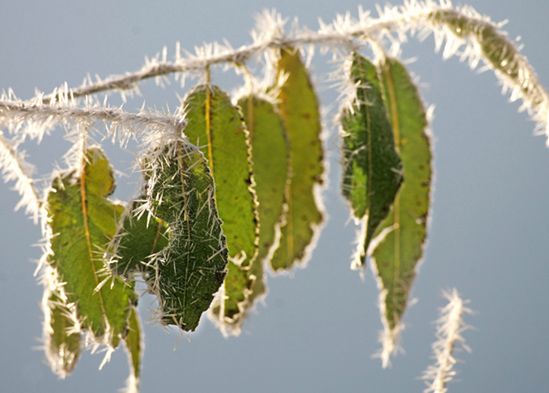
[0,99,181,136]
[9,1,544,141]
[423,289,471,393]
[25,5,499,99]
[0,131,41,220]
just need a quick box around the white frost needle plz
[0,131,41,221]
[423,289,471,393]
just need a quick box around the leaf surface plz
[182,85,258,267]
[270,48,324,271]
[42,273,81,379]
[46,147,136,346]
[145,142,228,331]
[124,306,142,391]
[340,53,403,267]
[110,200,169,279]
[240,95,289,268]
[372,57,432,335]
[210,95,289,333]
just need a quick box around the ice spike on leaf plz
[182,84,259,269]
[144,142,228,331]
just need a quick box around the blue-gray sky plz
[1,1,548,392]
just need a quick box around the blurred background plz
[0,1,548,392]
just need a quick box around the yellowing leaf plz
[270,48,324,271]
[210,95,289,334]
[371,57,432,365]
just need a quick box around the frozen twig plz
[423,289,471,393]
[14,3,489,97]
[0,98,183,143]
[0,131,41,221]
[6,0,542,142]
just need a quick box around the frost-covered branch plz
[20,1,548,142]
[0,131,41,221]
[0,98,183,143]
[33,3,427,101]
[423,289,471,393]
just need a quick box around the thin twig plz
[0,131,41,221]
[423,289,471,393]
[30,4,464,101]
[0,99,181,133]
[17,1,547,141]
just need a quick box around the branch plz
[20,1,547,141]
[423,289,471,393]
[0,131,41,221]
[30,3,455,101]
[0,99,183,142]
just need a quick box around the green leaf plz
[144,142,228,331]
[123,306,142,392]
[210,262,256,334]
[210,95,289,333]
[109,200,169,278]
[209,252,266,336]
[270,48,324,271]
[45,147,136,347]
[42,272,81,379]
[340,53,403,267]
[182,85,259,268]
[371,57,432,338]
[240,95,289,268]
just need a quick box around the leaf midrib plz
[78,165,109,329]
[380,61,402,324]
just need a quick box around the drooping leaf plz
[240,95,289,268]
[210,262,254,335]
[109,200,169,279]
[182,85,258,268]
[270,47,324,271]
[123,306,142,392]
[42,269,81,379]
[210,95,289,333]
[371,57,432,365]
[45,147,136,347]
[340,52,403,268]
[143,142,228,331]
